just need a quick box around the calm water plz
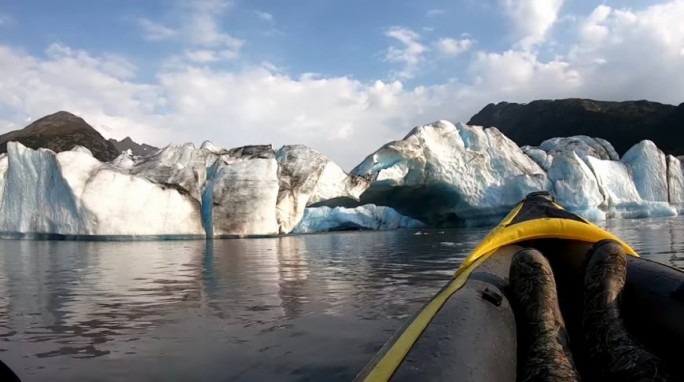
[0,217,683,381]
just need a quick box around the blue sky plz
[0,0,683,168]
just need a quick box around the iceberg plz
[0,154,6,207]
[0,143,87,234]
[546,151,605,221]
[275,145,369,233]
[2,118,684,238]
[583,153,676,219]
[352,121,550,225]
[667,155,684,209]
[204,145,280,237]
[130,142,217,202]
[0,142,204,236]
[531,136,677,220]
[293,204,425,233]
[621,141,668,203]
[521,146,552,171]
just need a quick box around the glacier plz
[2,119,684,238]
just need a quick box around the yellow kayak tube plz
[355,192,684,381]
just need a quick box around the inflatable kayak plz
[356,192,684,381]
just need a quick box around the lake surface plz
[0,216,683,381]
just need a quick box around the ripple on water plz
[0,220,682,380]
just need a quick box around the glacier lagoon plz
[0,217,683,381]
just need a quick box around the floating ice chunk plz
[292,204,425,233]
[439,241,459,247]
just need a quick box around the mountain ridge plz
[467,98,684,156]
[0,111,119,162]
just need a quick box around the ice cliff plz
[0,141,371,237]
[352,121,550,225]
[1,119,684,238]
[0,143,204,236]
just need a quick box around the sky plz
[1,0,684,169]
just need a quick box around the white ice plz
[292,204,425,233]
[622,140,669,203]
[206,149,281,237]
[2,120,684,237]
[539,136,619,161]
[0,142,205,236]
[275,145,369,233]
[668,155,684,209]
[547,151,606,220]
[352,120,550,224]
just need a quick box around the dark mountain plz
[109,136,158,156]
[0,111,119,162]
[468,99,684,156]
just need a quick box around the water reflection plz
[0,219,682,381]
[0,240,204,361]
[606,216,684,268]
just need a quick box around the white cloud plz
[384,27,429,79]
[0,10,12,27]
[0,43,452,169]
[4,1,684,170]
[255,11,274,22]
[0,44,162,139]
[501,0,565,48]
[434,37,474,55]
[580,5,612,41]
[183,49,239,63]
[137,18,177,41]
[181,1,241,49]
[427,9,446,17]
[136,0,243,60]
